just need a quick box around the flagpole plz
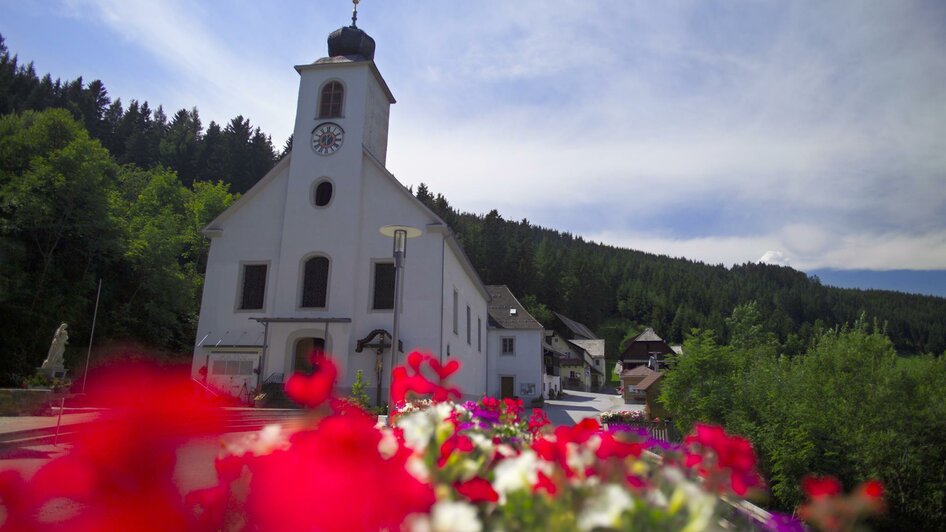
[82,279,102,394]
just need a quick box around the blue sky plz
[3,0,946,278]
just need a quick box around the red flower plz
[532,418,603,478]
[245,408,435,531]
[861,479,884,499]
[285,356,338,408]
[802,475,842,499]
[4,361,228,531]
[533,470,558,496]
[626,474,647,490]
[503,398,524,418]
[429,358,460,380]
[438,434,475,468]
[595,433,643,460]
[392,352,461,405]
[481,396,500,411]
[527,409,551,435]
[685,423,762,496]
[455,477,499,503]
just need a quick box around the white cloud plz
[588,229,946,270]
[31,1,946,271]
[64,0,298,140]
[759,251,791,266]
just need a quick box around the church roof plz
[554,312,598,340]
[486,285,544,330]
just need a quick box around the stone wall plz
[0,388,54,416]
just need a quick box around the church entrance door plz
[293,337,325,375]
[500,376,515,399]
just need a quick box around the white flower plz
[224,423,289,457]
[576,484,634,531]
[492,451,539,499]
[397,411,435,451]
[406,454,430,482]
[468,432,494,455]
[377,428,398,459]
[565,438,599,477]
[430,501,482,532]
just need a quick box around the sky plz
[2,0,946,280]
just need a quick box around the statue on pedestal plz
[38,323,68,379]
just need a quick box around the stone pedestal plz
[36,366,67,380]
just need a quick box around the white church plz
[191,17,549,405]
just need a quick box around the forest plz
[1,35,944,385]
[415,185,946,358]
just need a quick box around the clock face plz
[311,122,344,155]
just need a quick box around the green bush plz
[660,308,946,530]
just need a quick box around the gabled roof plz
[630,327,665,343]
[637,372,664,391]
[569,338,604,358]
[485,285,544,330]
[621,365,658,378]
[554,312,598,340]
[543,343,570,359]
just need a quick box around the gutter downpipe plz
[439,235,445,364]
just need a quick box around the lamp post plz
[379,225,421,405]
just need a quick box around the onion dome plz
[327,25,375,60]
[327,1,375,60]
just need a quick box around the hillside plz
[415,186,946,357]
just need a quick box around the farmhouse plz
[190,19,545,404]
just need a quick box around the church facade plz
[191,22,543,404]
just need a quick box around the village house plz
[485,285,545,400]
[618,327,680,373]
[190,20,545,404]
[543,312,605,391]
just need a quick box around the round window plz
[314,180,333,207]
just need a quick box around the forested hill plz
[414,185,946,357]
[0,36,282,194]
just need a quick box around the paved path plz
[542,389,642,426]
[0,412,101,434]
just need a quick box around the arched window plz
[319,81,344,118]
[301,256,329,308]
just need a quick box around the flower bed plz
[0,352,885,531]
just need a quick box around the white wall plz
[441,241,489,398]
[487,328,543,399]
[191,161,290,377]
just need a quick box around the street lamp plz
[379,225,421,404]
